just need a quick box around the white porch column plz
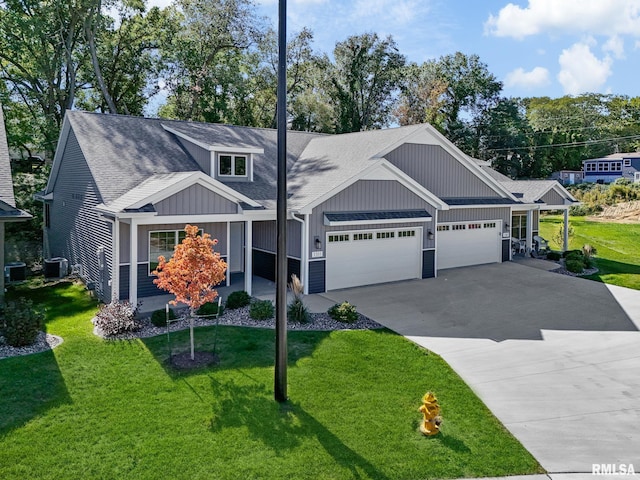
[129,218,138,305]
[226,222,231,287]
[302,214,309,295]
[112,219,119,301]
[563,209,569,251]
[526,209,533,252]
[244,220,252,295]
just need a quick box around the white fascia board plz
[133,213,252,225]
[447,203,527,210]
[45,119,72,195]
[378,124,519,202]
[297,159,447,214]
[324,216,432,226]
[162,125,264,154]
[128,171,260,209]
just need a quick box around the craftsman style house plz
[42,112,576,304]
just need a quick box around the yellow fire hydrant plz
[419,392,442,436]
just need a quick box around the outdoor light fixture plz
[504,223,510,231]
[427,230,434,240]
[314,236,322,250]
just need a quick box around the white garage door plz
[437,221,501,270]
[326,228,422,290]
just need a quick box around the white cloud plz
[557,42,612,94]
[504,67,550,89]
[485,0,640,39]
[603,35,625,59]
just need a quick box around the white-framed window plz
[353,232,373,241]
[624,159,632,167]
[468,223,482,230]
[437,225,449,231]
[483,222,496,229]
[376,231,395,239]
[149,229,201,274]
[585,163,596,172]
[328,234,350,243]
[218,154,247,177]
[612,162,622,171]
[452,224,466,231]
[398,230,416,237]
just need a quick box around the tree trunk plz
[190,309,195,361]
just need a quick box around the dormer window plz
[219,154,247,177]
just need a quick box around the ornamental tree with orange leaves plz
[153,224,227,360]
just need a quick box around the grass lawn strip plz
[0,281,542,479]
[540,216,640,290]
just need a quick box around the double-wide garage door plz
[326,228,422,291]
[436,221,501,270]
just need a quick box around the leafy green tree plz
[329,33,406,132]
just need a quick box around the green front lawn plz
[540,216,640,290]
[0,281,542,480]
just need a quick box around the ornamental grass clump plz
[287,274,310,323]
[1,297,44,347]
[93,300,139,336]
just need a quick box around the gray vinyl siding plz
[540,189,564,206]
[386,144,501,198]
[135,222,228,263]
[438,207,510,225]
[176,138,210,174]
[252,220,302,258]
[155,184,238,215]
[310,180,437,258]
[47,129,112,301]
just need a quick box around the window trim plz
[217,153,249,178]
[148,228,202,275]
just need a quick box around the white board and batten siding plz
[325,227,422,291]
[436,221,501,270]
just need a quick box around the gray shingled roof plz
[288,125,425,210]
[441,197,518,206]
[63,112,322,208]
[0,104,16,208]
[499,180,563,204]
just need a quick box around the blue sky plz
[148,0,640,99]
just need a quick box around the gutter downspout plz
[290,213,308,295]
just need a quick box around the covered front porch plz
[510,207,569,257]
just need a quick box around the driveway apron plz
[321,262,640,474]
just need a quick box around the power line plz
[485,134,640,153]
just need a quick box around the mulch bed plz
[169,351,219,370]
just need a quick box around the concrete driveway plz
[320,262,640,475]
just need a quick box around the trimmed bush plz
[1,298,44,347]
[565,251,584,262]
[226,290,251,310]
[196,301,224,317]
[562,249,582,258]
[249,299,274,320]
[287,298,310,323]
[546,251,562,261]
[565,259,584,274]
[93,300,139,336]
[150,308,177,327]
[328,302,358,323]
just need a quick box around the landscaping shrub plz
[546,251,562,261]
[249,299,274,320]
[565,259,585,274]
[150,308,177,327]
[93,300,139,336]
[1,298,44,347]
[196,300,224,317]
[225,290,251,309]
[562,249,582,258]
[565,251,584,263]
[328,302,358,323]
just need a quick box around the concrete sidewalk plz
[321,262,640,476]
